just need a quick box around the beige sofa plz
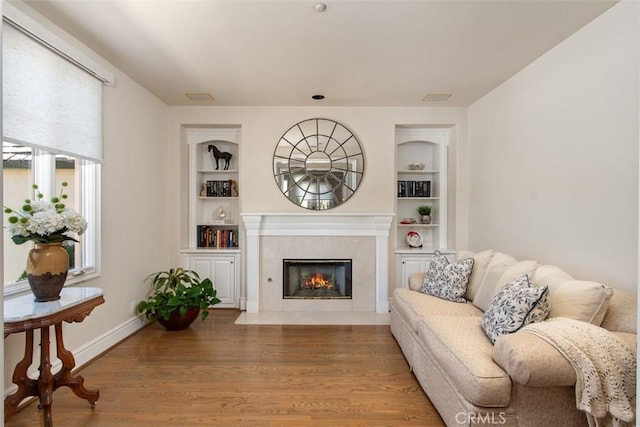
[390,249,637,427]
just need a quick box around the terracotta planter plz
[157,307,201,331]
[26,242,69,302]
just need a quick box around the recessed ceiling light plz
[185,92,215,101]
[312,94,325,100]
[422,93,452,102]
[314,3,327,12]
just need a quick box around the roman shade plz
[2,4,113,162]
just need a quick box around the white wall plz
[166,107,469,300]
[4,4,171,393]
[467,1,639,292]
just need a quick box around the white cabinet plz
[395,251,456,289]
[182,252,240,308]
[182,126,243,309]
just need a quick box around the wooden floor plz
[6,309,444,427]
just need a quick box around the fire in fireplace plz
[283,259,352,299]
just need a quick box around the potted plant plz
[3,182,87,301]
[137,267,221,331]
[417,206,432,224]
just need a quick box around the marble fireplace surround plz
[241,214,394,314]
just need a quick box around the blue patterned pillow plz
[421,251,475,303]
[481,274,551,344]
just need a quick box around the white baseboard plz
[4,314,147,398]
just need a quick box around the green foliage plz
[137,267,221,322]
[417,205,431,215]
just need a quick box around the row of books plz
[197,225,239,248]
[202,180,238,197]
[398,180,431,197]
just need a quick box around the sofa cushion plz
[494,329,637,388]
[547,280,613,325]
[462,249,496,301]
[391,288,482,332]
[472,252,518,311]
[481,274,550,344]
[601,290,638,334]
[493,330,576,387]
[531,264,574,287]
[421,251,474,303]
[408,272,427,291]
[417,315,512,407]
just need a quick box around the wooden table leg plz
[52,323,99,407]
[38,326,54,427]
[4,329,38,421]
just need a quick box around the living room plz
[2,0,638,425]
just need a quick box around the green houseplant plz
[417,206,432,224]
[137,267,221,331]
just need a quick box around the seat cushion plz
[392,288,482,332]
[416,315,512,407]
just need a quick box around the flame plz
[303,272,334,290]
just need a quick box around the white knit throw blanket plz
[522,318,636,427]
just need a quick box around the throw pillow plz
[481,274,551,344]
[421,251,475,303]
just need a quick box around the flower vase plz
[26,242,69,302]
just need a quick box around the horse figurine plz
[208,144,233,170]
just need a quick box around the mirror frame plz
[273,118,365,210]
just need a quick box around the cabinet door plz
[184,254,237,308]
[397,256,431,288]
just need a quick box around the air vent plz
[185,92,215,101]
[422,93,452,102]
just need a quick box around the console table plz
[4,287,105,427]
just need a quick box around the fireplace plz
[283,259,352,299]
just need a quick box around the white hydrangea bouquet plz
[4,182,87,245]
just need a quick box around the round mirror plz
[273,118,364,210]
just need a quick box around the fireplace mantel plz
[241,213,394,314]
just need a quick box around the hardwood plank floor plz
[6,310,444,427]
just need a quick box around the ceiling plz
[21,0,617,107]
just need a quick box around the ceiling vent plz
[185,92,215,101]
[422,93,452,102]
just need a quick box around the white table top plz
[4,287,104,323]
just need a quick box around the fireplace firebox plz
[283,259,352,299]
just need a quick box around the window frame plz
[3,146,101,297]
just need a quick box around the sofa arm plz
[408,272,427,291]
[493,332,576,387]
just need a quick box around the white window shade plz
[3,23,103,162]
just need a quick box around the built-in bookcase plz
[394,126,454,287]
[181,126,242,309]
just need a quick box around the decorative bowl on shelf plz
[408,162,425,170]
[406,231,423,248]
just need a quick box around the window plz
[2,142,101,292]
[2,4,112,294]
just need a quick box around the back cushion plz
[472,252,518,311]
[463,249,496,301]
[546,280,613,325]
[532,264,613,326]
[600,290,637,333]
[532,264,574,287]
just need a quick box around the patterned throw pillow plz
[481,274,551,344]
[421,251,475,303]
